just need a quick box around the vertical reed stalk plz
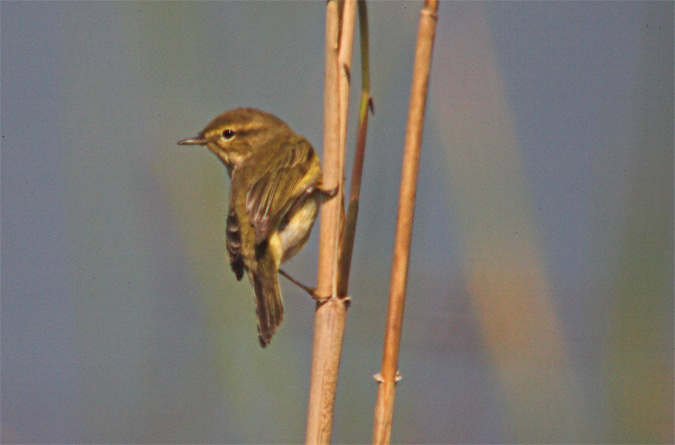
[338,0,372,297]
[305,1,357,443]
[372,1,438,443]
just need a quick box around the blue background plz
[2,2,673,443]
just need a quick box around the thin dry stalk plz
[305,0,351,443]
[338,0,372,297]
[372,1,438,443]
[338,0,357,158]
[314,0,341,304]
[331,0,356,297]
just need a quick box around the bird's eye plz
[221,129,235,140]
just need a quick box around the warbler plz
[178,108,332,347]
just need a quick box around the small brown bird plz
[178,108,331,347]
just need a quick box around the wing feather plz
[245,139,320,245]
[225,204,245,280]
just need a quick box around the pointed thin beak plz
[177,136,207,146]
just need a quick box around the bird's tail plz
[250,249,284,348]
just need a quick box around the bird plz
[178,108,333,347]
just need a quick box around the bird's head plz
[178,108,291,169]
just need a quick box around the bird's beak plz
[177,136,207,146]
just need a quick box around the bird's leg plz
[278,268,351,306]
[278,269,330,303]
[279,269,327,303]
[278,268,314,295]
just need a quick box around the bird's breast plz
[275,194,320,264]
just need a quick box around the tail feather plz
[250,252,284,348]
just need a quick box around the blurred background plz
[2,1,672,443]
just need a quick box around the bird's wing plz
[225,204,245,280]
[245,139,320,245]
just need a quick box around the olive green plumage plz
[179,108,326,347]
